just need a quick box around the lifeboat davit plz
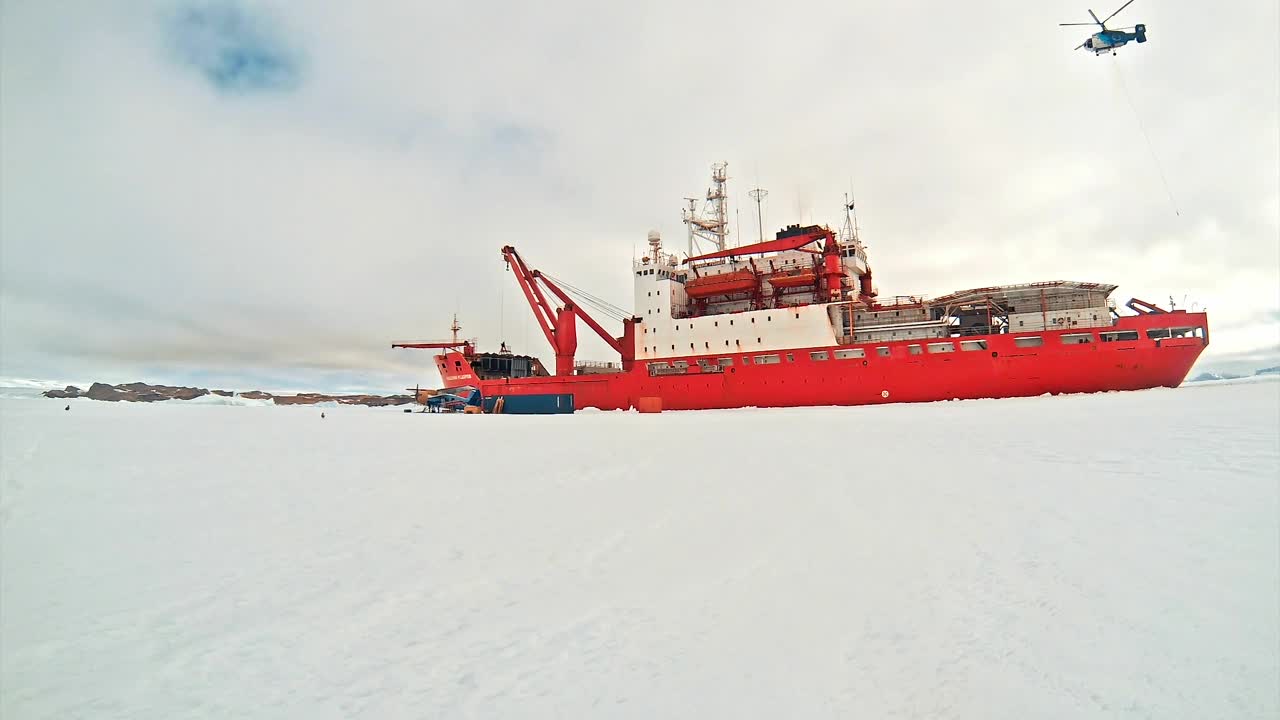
[767,269,818,289]
[685,269,757,298]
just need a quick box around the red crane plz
[501,246,637,376]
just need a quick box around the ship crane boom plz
[501,245,636,376]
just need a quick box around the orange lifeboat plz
[685,269,757,298]
[767,269,818,289]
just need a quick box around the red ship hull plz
[437,312,1208,412]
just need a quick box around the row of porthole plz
[643,338,765,353]
[642,311,808,335]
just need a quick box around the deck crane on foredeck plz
[501,245,638,376]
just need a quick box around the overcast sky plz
[2,0,1277,391]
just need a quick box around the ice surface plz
[2,380,1278,719]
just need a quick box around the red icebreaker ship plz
[397,164,1209,413]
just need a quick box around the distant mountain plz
[1187,372,1244,383]
[43,382,417,407]
[1186,366,1280,383]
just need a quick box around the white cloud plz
[2,0,1276,390]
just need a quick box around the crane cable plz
[1111,57,1181,217]
[540,273,631,321]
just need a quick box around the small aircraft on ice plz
[1059,0,1147,55]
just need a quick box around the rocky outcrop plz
[44,385,83,398]
[85,382,126,401]
[270,393,413,406]
[45,382,417,407]
[76,382,209,402]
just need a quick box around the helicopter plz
[1060,0,1147,55]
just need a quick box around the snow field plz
[2,379,1278,718]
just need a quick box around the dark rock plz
[43,385,82,399]
[272,395,325,405]
[274,393,414,407]
[62,382,412,407]
[86,382,124,401]
[168,387,209,401]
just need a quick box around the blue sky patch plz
[168,2,302,93]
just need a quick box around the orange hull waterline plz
[407,164,1209,413]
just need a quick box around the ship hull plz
[445,312,1209,412]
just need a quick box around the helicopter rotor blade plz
[1088,9,1103,26]
[1060,22,1098,26]
[1100,0,1136,26]
[1074,42,1086,50]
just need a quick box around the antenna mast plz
[683,162,730,254]
[839,193,860,245]
[839,191,869,265]
[748,186,769,243]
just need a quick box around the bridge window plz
[1100,330,1139,342]
[834,348,866,359]
[810,351,829,361]
[1060,333,1093,345]
[960,340,988,351]
[1149,326,1204,339]
[1014,336,1043,348]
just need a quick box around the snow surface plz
[2,380,1278,719]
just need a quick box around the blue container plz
[485,393,575,414]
